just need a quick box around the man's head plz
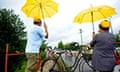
[99,20,110,31]
[33,17,42,26]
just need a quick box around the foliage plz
[115,34,120,47]
[115,34,120,42]
[0,8,25,52]
[56,41,80,51]
[40,40,48,60]
[64,43,71,50]
[15,40,47,72]
[0,8,25,72]
[58,41,64,49]
[41,51,46,60]
[40,40,47,51]
[15,60,27,72]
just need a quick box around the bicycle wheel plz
[40,58,63,72]
[78,57,85,72]
[81,59,94,72]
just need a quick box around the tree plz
[115,34,120,42]
[40,40,48,60]
[0,8,25,72]
[58,41,64,49]
[115,33,120,47]
[64,43,71,50]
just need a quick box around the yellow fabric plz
[100,20,110,28]
[34,17,40,22]
[73,5,116,24]
[21,0,58,19]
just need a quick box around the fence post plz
[5,44,9,72]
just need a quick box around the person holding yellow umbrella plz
[90,20,116,72]
[73,5,116,37]
[25,17,48,72]
[21,0,58,72]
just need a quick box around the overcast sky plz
[0,0,120,47]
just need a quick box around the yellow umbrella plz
[73,5,116,33]
[21,0,58,19]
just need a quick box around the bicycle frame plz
[49,52,64,72]
[42,47,94,72]
[49,49,89,72]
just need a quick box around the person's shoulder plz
[33,25,42,29]
[95,33,101,36]
[94,33,103,38]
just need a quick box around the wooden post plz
[5,44,9,72]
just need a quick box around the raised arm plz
[43,23,48,38]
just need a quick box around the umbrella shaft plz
[91,11,95,32]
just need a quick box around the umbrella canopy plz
[73,5,116,32]
[21,0,58,19]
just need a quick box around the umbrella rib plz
[34,0,37,1]
[45,2,57,16]
[24,0,38,17]
[22,3,35,16]
[28,5,38,17]
[41,2,57,18]
[46,7,56,17]
[30,0,43,18]
[28,0,41,16]
[78,11,92,23]
[48,6,57,12]
[99,10,107,18]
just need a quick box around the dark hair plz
[99,24,109,31]
[34,21,42,24]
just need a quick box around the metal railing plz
[5,44,24,72]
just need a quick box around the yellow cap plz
[34,17,40,22]
[100,20,110,28]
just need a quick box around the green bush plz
[15,60,27,72]
[41,51,46,60]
